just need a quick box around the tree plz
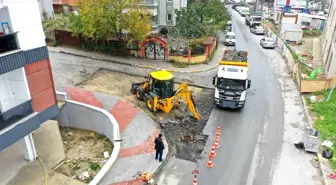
[170,6,206,39]
[71,0,151,42]
[171,0,231,39]
[124,5,152,43]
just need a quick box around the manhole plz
[182,135,194,141]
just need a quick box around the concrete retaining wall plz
[56,98,121,185]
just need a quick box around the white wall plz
[0,68,31,112]
[0,7,13,33]
[7,0,46,50]
[38,0,54,20]
[159,0,166,26]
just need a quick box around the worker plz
[154,134,165,162]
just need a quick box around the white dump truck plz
[213,50,251,109]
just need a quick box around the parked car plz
[260,37,275,49]
[250,25,265,35]
[224,32,236,46]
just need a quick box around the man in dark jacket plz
[154,134,164,162]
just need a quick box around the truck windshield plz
[217,78,245,90]
[226,35,235,39]
[252,17,262,21]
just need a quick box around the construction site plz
[77,69,215,162]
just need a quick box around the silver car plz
[260,37,275,49]
[250,26,265,35]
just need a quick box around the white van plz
[224,32,236,46]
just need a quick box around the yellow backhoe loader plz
[130,70,200,120]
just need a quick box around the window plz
[301,21,310,26]
[167,14,172,22]
[167,0,172,2]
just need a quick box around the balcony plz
[0,32,20,56]
[0,100,34,132]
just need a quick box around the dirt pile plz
[222,50,248,61]
[78,69,214,162]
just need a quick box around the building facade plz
[0,0,59,161]
[322,0,336,79]
[140,0,187,33]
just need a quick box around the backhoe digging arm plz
[178,83,201,120]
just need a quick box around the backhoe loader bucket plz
[130,82,143,94]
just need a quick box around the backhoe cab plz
[130,70,200,120]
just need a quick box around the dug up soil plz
[55,127,113,184]
[77,69,214,162]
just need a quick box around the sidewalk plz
[64,87,168,185]
[48,46,223,73]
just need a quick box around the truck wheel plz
[146,96,155,112]
[136,87,144,100]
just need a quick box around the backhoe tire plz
[145,96,155,112]
[136,87,144,100]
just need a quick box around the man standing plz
[154,134,164,162]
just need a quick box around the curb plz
[301,94,329,185]
[48,48,219,74]
[317,154,329,185]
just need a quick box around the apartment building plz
[140,0,187,32]
[0,0,59,161]
[322,0,336,79]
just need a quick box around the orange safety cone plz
[210,145,216,157]
[206,155,214,168]
[216,135,220,142]
[216,125,221,132]
[193,175,197,185]
[214,137,220,149]
[216,130,221,136]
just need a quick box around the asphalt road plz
[172,10,284,185]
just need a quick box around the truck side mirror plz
[213,76,217,86]
[247,80,251,89]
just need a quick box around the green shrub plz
[303,29,322,37]
[90,162,101,171]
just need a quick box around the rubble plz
[78,172,89,181]
[309,96,317,103]
[222,50,248,62]
[104,151,109,158]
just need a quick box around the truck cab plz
[212,51,251,109]
[240,7,250,17]
[246,12,263,27]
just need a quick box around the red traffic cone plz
[206,155,214,168]
[214,137,220,149]
[216,130,221,136]
[210,145,216,157]
[193,175,197,185]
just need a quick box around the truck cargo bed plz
[222,50,248,62]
